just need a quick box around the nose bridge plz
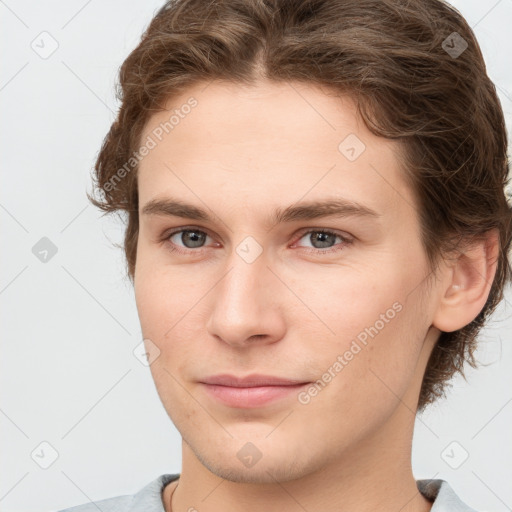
[216,246,270,319]
[207,243,282,346]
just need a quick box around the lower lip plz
[200,383,309,408]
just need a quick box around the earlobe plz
[432,229,499,333]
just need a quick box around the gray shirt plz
[56,474,479,512]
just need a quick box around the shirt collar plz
[128,474,478,512]
[416,479,478,512]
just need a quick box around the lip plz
[199,374,310,408]
[200,374,308,387]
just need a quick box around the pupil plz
[183,230,205,248]
[312,232,334,248]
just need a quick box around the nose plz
[206,252,286,348]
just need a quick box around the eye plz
[163,227,213,255]
[292,229,352,254]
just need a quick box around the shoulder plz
[55,474,180,512]
[55,494,132,512]
[417,479,480,512]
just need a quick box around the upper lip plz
[200,374,309,387]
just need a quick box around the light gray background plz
[1,1,511,511]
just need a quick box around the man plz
[59,0,511,510]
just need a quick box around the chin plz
[200,456,310,484]
[187,435,322,485]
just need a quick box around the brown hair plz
[88,0,512,412]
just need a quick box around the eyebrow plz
[141,196,381,228]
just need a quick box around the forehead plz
[137,80,414,222]
[143,79,368,150]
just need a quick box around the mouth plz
[198,374,311,408]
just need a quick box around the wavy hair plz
[88,0,512,412]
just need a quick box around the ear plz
[432,229,500,333]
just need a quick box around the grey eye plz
[297,230,341,249]
[171,229,208,248]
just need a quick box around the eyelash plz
[160,226,353,256]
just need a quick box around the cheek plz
[134,251,197,335]
[295,265,401,346]
[299,305,423,444]
[305,263,426,392]
[134,262,207,381]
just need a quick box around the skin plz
[133,80,498,512]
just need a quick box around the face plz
[134,80,439,483]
